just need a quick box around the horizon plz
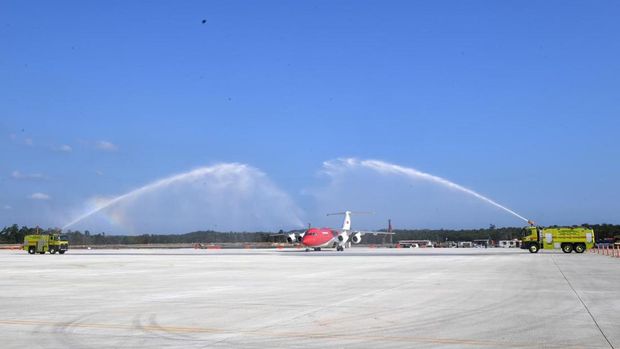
[4,222,619,237]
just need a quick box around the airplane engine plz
[351,232,362,244]
[286,233,297,244]
[337,233,349,244]
[296,233,304,243]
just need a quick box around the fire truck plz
[23,233,69,254]
[520,226,594,253]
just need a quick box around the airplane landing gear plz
[336,246,344,252]
[313,247,321,251]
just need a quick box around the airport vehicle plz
[437,241,457,248]
[285,211,393,252]
[520,226,594,253]
[497,239,520,248]
[23,233,69,254]
[597,235,620,248]
[596,237,615,248]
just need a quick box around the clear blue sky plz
[2,1,619,233]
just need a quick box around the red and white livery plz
[286,211,393,252]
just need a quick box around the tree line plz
[1,223,619,245]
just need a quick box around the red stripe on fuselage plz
[301,228,336,248]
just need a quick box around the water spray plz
[62,163,304,231]
[325,158,531,224]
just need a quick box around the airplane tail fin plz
[326,211,373,231]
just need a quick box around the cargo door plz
[37,239,45,252]
[544,233,554,249]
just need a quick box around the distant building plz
[472,239,491,248]
[437,241,457,248]
[398,240,433,248]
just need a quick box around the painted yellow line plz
[0,319,601,348]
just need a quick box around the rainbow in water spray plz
[62,163,304,230]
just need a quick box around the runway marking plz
[0,319,605,348]
[551,255,615,349]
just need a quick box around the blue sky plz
[1,1,619,233]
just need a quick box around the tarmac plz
[1,247,619,348]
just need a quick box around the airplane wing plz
[270,230,306,236]
[352,230,395,236]
[331,229,394,236]
[339,218,395,236]
[270,230,306,244]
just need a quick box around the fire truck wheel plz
[574,244,586,253]
[58,250,66,254]
[528,243,539,253]
[561,243,573,253]
[28,246,35,254]
[49,248,56,254]
[562,243,573,253]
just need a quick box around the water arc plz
[63,163,304,232]
[323,158,530,224]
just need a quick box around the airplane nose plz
[302,234,315,245]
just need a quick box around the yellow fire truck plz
[23,233,69,254]
[520,226,594,253]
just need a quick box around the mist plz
[63,163,305,234]
[304,158,529,230]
